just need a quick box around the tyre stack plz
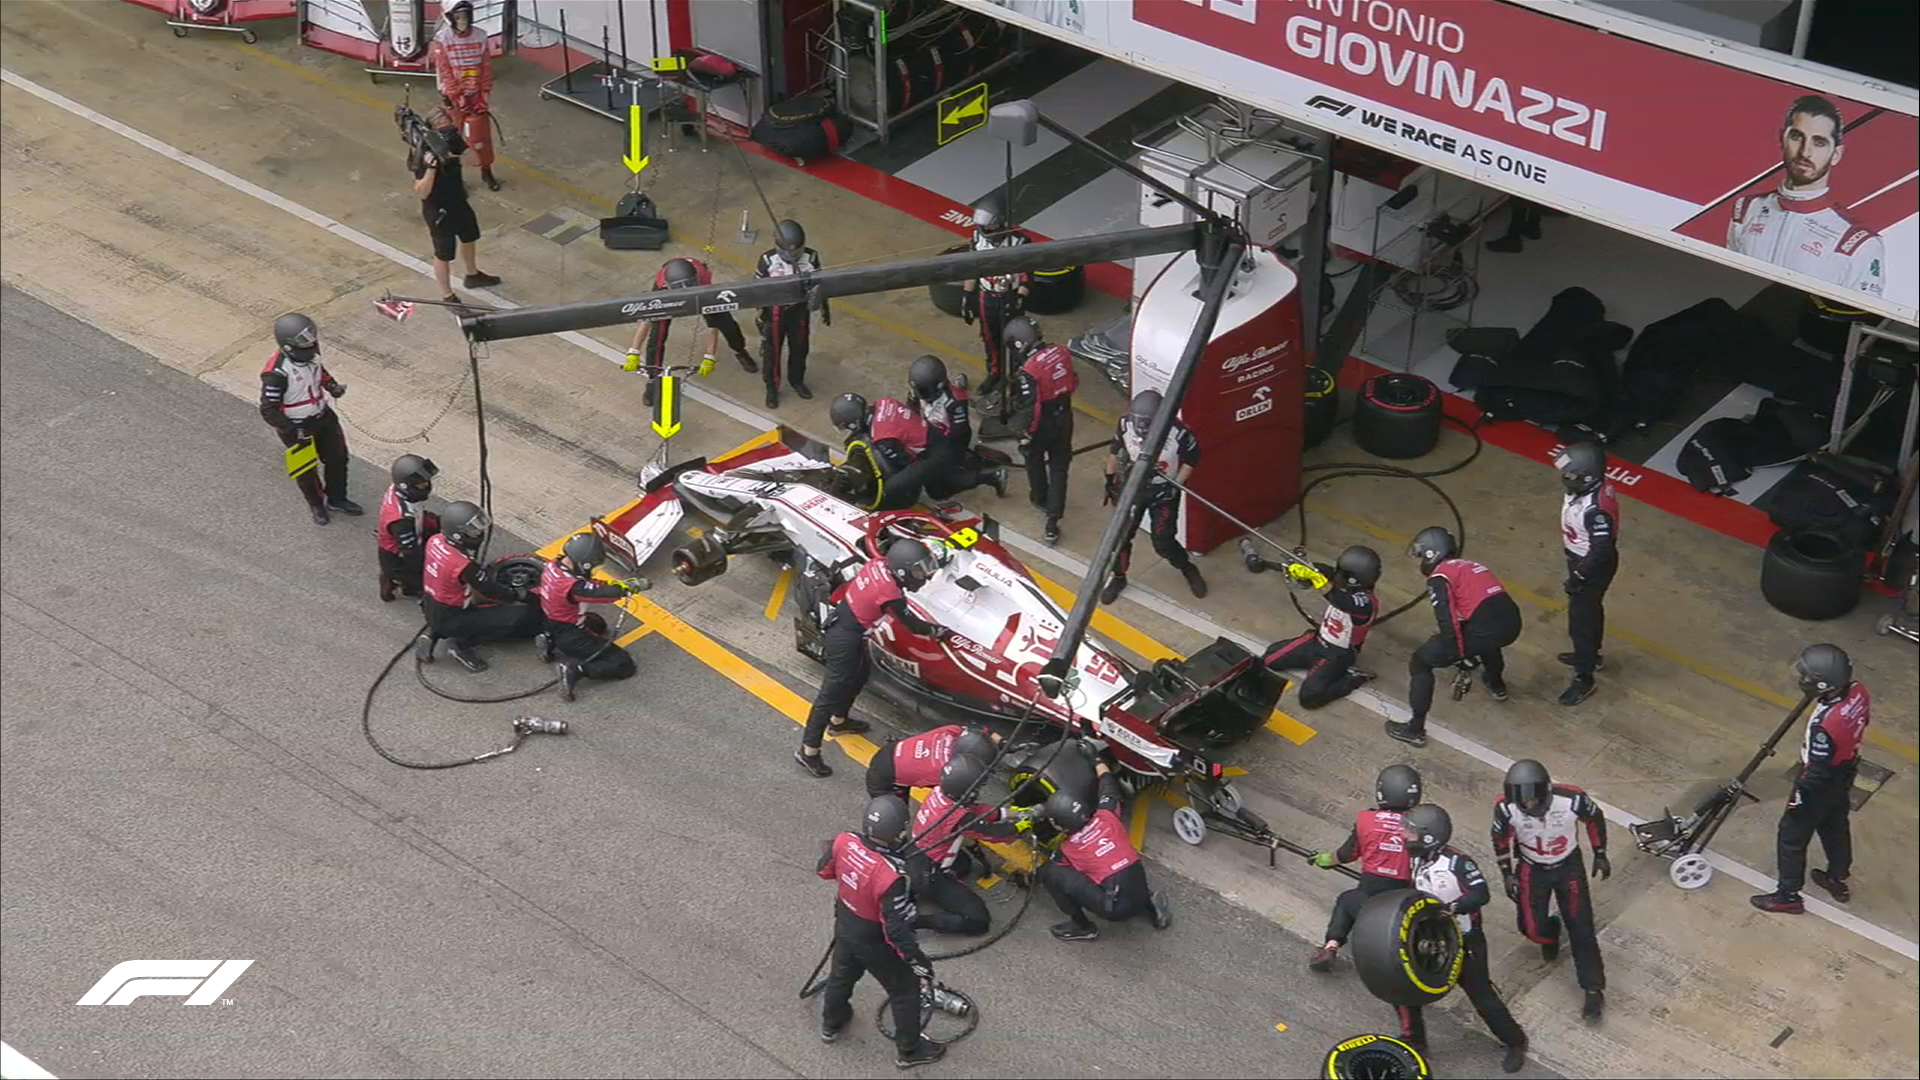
[842,4,1013,124]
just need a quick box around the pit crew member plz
[1004,317,1077,545]
[1752,643,1871,914]
[1261,545,1381,709]
[1554,442,1618,707]
[1101,390,1206,603]
[418,500,543,672]
[259,312,358,527]
[535,533,643,701]
[1040,758,1173,941]
[1387,527,1523,748]
[865,723,1000,798]
[1403,804,1529,1072]
[1493,758,1609,1023]
[754,219,826,408]
[377,454,440,601]
[1307,764,1422,972]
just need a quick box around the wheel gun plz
[1238,538,1330,590]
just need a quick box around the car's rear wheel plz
[672,535,729,585]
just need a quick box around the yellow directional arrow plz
[624,105,650,174]
[651,374,681,438]
[942,94,986,127]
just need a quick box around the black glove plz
[1501,870,1518,901]
[1590,850,1611,881]
[931,626,954,642]
[326,381,348,399]
[1102,472,1121,506]
[960,295,975,325]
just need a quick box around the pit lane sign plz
[938,83,990,145]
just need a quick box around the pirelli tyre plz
[1323,1033,1430,1079]
[1349,888,1462,1008]
[1304,366,1340,449]
[488,555,547,593]
[1761,528,1865,620]
[1025,265,1086,315]
[671,534,730,586]
[1353,373,1442,460]
[929,244,969,317]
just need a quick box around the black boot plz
[534,632,555,663]
[481,167,502,192]
[1503,1043,1528,1073]
[326,496,364,516]
[735,350,758,374]
[1557,675,1596,706]
[1043,518,1061,546]
[559,663,581,702]
[447,640,489,673]
[415,632,438,665]
[1181,564,1208,599]
[379,575,397,603]
[794,748,832,778]
[1384,719,1427,748]
[309,503,331,526]
[1582,989,1605,1023]
[791,382,814,401]
[1486,234,1524,254]
[463,271,502,289]
[896,1040,946,1069]
[1100,574,1128,605]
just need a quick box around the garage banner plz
[976,0,1919,324]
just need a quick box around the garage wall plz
[519,0,669,69]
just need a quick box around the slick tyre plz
[488,555,546,593]
[1349,889,1462,1008]
[1025,265,1086,314]
[1304,367,1340,449]
[1760,528,1865,620]
[929,245,969,317]
[1353,374,1442,460]
[1323,1033,1430,1079]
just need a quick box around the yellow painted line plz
[1264,710,1318,746]
[1306,500,1920,764]
[1129,794,1152,854]
[614,626,655,647]
[765,566,794,621]
[235,42,1116,428]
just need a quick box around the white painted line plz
[2,1041,58,1080]
[9,65,1914,964]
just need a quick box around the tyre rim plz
[1406,917,1457,986]
[1332,1044,1421,1079]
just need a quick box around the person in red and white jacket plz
[865,723,999,798]
[816,796,945,1069]
[1753,644,1872,914]
[1307,764,1421,972]
[903,753,1031,936]
[535,533,643,701]
[377,454,441,601]
[418,501,543,672]
[1039,757,1173,941]
[1389,526,1524,748]
[1553,442,1619,707]
[259,313,357,526]
[624,257,757,407]
[430,1,500,192]
[1493,758,1610,1023]
[1003,316,1077,545]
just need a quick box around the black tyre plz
[1353,374,1442,459]
[1025,265,1085,314]
[488,554,546,592]
[1349,889,1462,1008]
[671,535,730,586]
[1323,1034,1430,1079]
[929,244,969,317]
[1304,367,1340,449]
[1761,528,1865,620]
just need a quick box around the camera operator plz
[410,118,501,304]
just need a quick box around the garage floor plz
[0,4,1914,1076]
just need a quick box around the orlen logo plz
[1222,344,1284,372]
[77,960,254,1005]
[1235,385,1275,423]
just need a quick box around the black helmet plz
[274,312,320,363]
[445,0,474,26]
[953,726,996,764]
[1504,759,1552,818]
[939,752,990,802]
[1003,316,1043,359]
[908,355,949,402]
[661,257,700,289]
[1403,804,1453,856]
[1376,763,1423,810]
[1794,643,1852,701]
[829,392,870,434]
[1044,787,1090,834]
[1554,441,1608,496]
[1409,526,1457,574]
[1336,545,1382,587]
[1127,389,1163,435]
[391,454,438,500]
[862,795,912,851]
[775,219,806,259]
[441,500,490,550]
[971,191,1009,232]
[563,532,606,572]
[885,538,938,591]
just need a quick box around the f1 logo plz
[1306,95,1355,117]
[77,960,254,1005]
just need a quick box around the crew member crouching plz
[378,454,441,602]
[831,392,939,513]
[418,500,543,672]
[1262,545,1381,708]
[1040,757,1173,941]
[1308,764,1421,971]
[908,354,1008,502]
[906,753,1031,936]
[535,533,644,701]
[865,722,999,798]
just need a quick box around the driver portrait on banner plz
[1726,95,1885,296]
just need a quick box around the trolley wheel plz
[1172,806,1207,846]
[1669,853,1713,890]
[1878,613,1896,636]
[172,25,189,37]
[242,29,258,44]
[1212,782,1244,816]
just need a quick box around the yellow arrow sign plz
[937,83,989,145]
[652,374,681,438]
[624,105,649,174]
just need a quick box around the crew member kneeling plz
[816,796,946,1069]
[907,753,1030,936]
[535,533,643,701]
[832,392,940,513]
[796,540,951,778]
[1308,764,1421,971]
[1262,545,1381,709]
[1041,757,1173,941]
[865,723,999,798]
[909,354,1007,502]
[419,501,543,672]
[378,454,440,602]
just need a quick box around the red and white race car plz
[589,430,1284,797]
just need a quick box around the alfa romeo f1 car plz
[587,430,1285,802]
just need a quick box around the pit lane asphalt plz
[0,285,1560,1079]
